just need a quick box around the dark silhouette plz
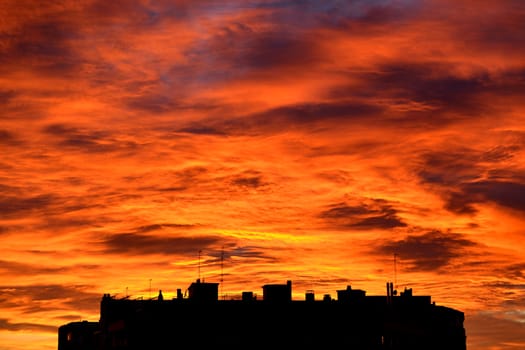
[58,321,99,350]
[58,279,466,349]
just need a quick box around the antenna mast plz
[394,253,398,290]
[220,246,224,299]
[198,250,202,281]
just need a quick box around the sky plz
[1,0,525,349]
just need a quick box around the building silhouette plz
[58,279,466,349]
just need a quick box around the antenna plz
[198,250,202,281]
[220,246,224,299]
[149,279,152,299]
[394,253,398,291]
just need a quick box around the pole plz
[394,253,398,290]
[198,250,202,281]
[220,246,224,299]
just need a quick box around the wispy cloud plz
[0,318,57,333]
[102,233,223,256]
[320,199,406,230]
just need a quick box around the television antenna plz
[220,246,224,299]
[198,250,202,281]
[394,253,398,291]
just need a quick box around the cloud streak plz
[102,233,222,256]
[320,200,407,230]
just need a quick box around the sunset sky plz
[1,0,525,349]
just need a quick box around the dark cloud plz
[0,183,26,196]
[315,170,352,185]
[135,223,197,233]
[0,90,17,105]
[229,171,267,188]
[102,233,223,256]
[85,0,156,25]
[177,125,227,136]
[415,148,525,215]
[386,63,486,105]
[481,145,520,163]
[35,216,101,232]
[250,0,421,29]
[327,63,525,136]
[0,259,103,277]
[451,4,525,55]
[439,180,525,215]
[205,245,277,264]
[42,123,140,154]
[0,13,81,76]
[349,62,490,118]
[0,129,21,146]
[250,102,384,126]
[140,185,189,193]
[187,21,322,78]
[491,67,525,97]
[483,281,525,290]
[0,284,100,314]
[383,63,522,126]
[124,93,182,114]
[0,191,101,220]
[231,176,264,188]
[0,0,183,78]
[173,166,209,180]
[176,101,384,136]
[169,21,325,90]
[233,31,321,71]
[417,149,482,186]
[320,200,406,230]
[84,0,230,27]
[496,263,525,280]
[0,260,65,276]
[376,231,477,271]
[137,166,209,193]
[351,215,407,230]
[0,194,55,219]
[462,181,525,212]
[322,203,381,217]
[136,165,223,194]
[443,191,478,215]
[0,318,57,333]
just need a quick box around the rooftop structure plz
[58,279,466,349]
